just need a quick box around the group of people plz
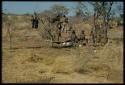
[51,13,69,32]
[70,30,86,46]
[51,13,87,46]
[50,13,70,41]
[31,12,87,46]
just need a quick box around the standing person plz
[34,16,39,29]
[79,30,86,46]
[31,15,35,28]
[70,30,78,47]
[60,15,69,32]
[31,12,39,29]
[64,15,69,32]
[90,29,96,46]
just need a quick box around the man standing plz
[70,30,78,47]
[31,15,35,28]
[31,12,39,29]
[79,30,86,45]
[34,16,39,29]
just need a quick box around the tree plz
[51,4,69,15]
[117,2,123,25]
[40,10,53,17]
[90,2,114,45]
[117,2,123,16]
[74,2,90,20]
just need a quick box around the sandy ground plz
[2,16,123,83]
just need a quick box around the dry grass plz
[2,15,123,83]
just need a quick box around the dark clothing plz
[34,19,39,29]
[32,17,39,29]
[32,19,35,28]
